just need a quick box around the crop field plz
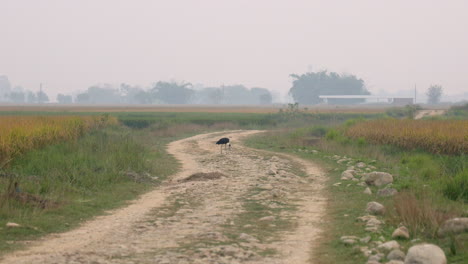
[0,115,117,166]
[0,104,388,114]
[345,119,468,155]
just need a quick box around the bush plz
[443,170,468,202]
[392,191,458,237]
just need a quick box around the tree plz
[75,93,90,103]
[251,87,272,104]
[426,85,443,104]
[152,81,194,104]
[57,94,73,104]
[288,71,370,105]
[26,91,37,103]
[8,91,25,103]
[37,90,49,103]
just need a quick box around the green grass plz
[244,126,468,263]
[0,125,180,254]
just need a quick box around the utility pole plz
[414,84,417,104]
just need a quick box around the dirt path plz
[1,130,327,264]
[414,109,446,119]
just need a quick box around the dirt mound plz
[182,172,225,182]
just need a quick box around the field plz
[0,105,466,263]
[345,119,468,154]
[0,115,117,166]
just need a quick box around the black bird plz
[216,137,230,153]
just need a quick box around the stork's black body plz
[216,137,230,153]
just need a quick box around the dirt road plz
[1,130,327,264]
[414,109,446,119]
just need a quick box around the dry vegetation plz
[0,105,388,114]
[0,115,117,166]
[346,119,468,154]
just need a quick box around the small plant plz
[443,170,468,202]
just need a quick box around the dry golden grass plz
[0,104,387,114]
[346,119,468,154]
[0,115,117,166]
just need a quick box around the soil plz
[414,109,446,119]
[0,130,327,264]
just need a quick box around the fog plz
[1,0,467,103]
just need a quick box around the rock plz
[360,236,372,243]
[377,187,398,197]
[259,216,275,222]
[311,150,318,154]
[357,182,367,187]
[270,189,287,198]
[333,182,342,186]
[366,202,385,215]
[342,239,357,245]
[368,253,384,261]
[364,187,372,195]
[365,172,393,186]
[341,170,355,180]
[405,244,446,264]
[357,162,367,168]
[258,184,274,190]
[392,226,410,239]
[6,222,20,228]
[437,217,468,237]
[340,235,358,245]
[378,240,400,251]
[337,158,348,164]
[268,169,277,175]
[367,261,380,264]
[239,233,259,243]
[386,261,404,264]
[387,249,405,261]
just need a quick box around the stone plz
[337,158,348,164]
[364,187,372,195]
[6,222,20,228]
[239,233,259,243]
[340,235,359,245]
[392,226,410,239]
[341,170,355,180]
[365,172,393,186]
[405,244,446,264]
[259,216,275,222]
[437,217,468,237]
[342,239,357,245]
[368,253,384,261]
[386,261,404,264]
[378,240,400,252]
[367,261,380,264]
[360,236,372,243]
[377,187,398,197]
[387,249,405,261]
[357,162,367,168]
[333,182,342,186]
[366,202,385,215]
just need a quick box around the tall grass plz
[345,119,468,155]
[0,115,117,166]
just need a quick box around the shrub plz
[443,170,468,202]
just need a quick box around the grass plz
[244,124,468,263]
[0,124,182,254]
[0,108,383,259]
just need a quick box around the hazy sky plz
[1,0,467,100]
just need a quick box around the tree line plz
[0,72,446,105]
